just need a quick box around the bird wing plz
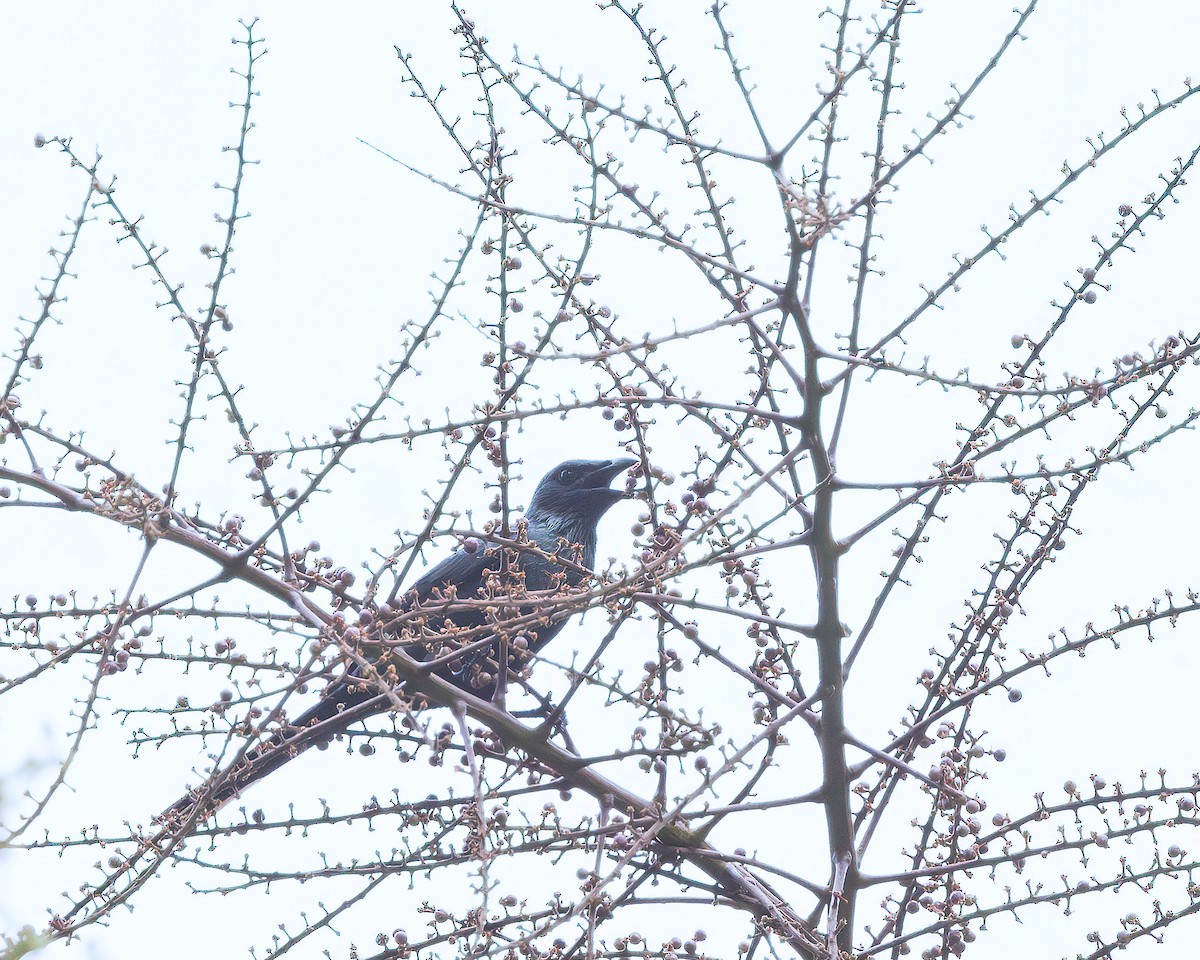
[395,544,506,684]
[401,543,498,611]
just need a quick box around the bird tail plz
[158,680,385,828]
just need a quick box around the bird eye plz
[558,468,575,483]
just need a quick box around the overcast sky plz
[4,4,1200,959]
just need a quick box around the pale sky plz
[3,4,1200,959]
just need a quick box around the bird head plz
[526,458,638,530]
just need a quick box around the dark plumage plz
[163,457,636,823]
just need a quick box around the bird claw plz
[513,699,573,748]
[538,705,569,740]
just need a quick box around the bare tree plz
[4,5,1200,959]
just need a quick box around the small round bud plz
[1010,334,1024,348]
[1007,688,1022,703]
[1082,289,1097,304]
[34,133,47,148]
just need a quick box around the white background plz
[3,3,1200,959]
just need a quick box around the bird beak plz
[584,457,638,495]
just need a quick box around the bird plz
[162,457,637,825]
